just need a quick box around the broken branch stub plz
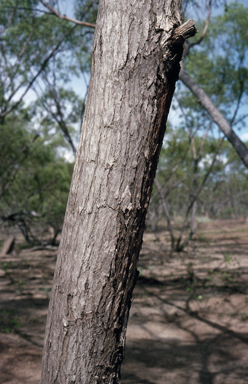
[163,19,197,77]
[172,19,197,45]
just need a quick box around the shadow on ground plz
[0,219,248,383]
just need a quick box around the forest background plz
[1,0,248,252]
[0,0,247,250]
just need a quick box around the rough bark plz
[179,67,248,168]
[40,2,196,383]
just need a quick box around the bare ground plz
[0,219,248,383]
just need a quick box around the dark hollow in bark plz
[40,2,196,383]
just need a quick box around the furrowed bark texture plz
[179,68,248,168]
[41,2,195,383]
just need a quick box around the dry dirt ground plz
[0,219,248,384]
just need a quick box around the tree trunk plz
[40,2,196,383]
[179,67,248,168]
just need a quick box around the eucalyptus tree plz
[0,0,96,241]
[148,124,225,252]
[0,111,73,245]
[179,1,248,167]
[0,0,95,132]
[40,1,196,382]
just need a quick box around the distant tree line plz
[0,0,248,249]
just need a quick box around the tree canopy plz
[0,0,248,247]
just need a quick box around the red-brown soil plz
[0,219,248,383]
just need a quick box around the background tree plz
[0,0,95,120]
[0,0,97,243]
[148,125,248,253]
[145,0,248,253]
[148,124,224,251]
[179,1,248,167]
[0,111,73,244]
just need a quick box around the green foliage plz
[0,115,73,244]
[0,0,94,120]
[0,0,94,243]
[152,126,248,220]
[182,2,248,125]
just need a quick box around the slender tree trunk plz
[190,158,198,236]
[154,178,175,251]
[40,2,196,383]
[179,67,248,168]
